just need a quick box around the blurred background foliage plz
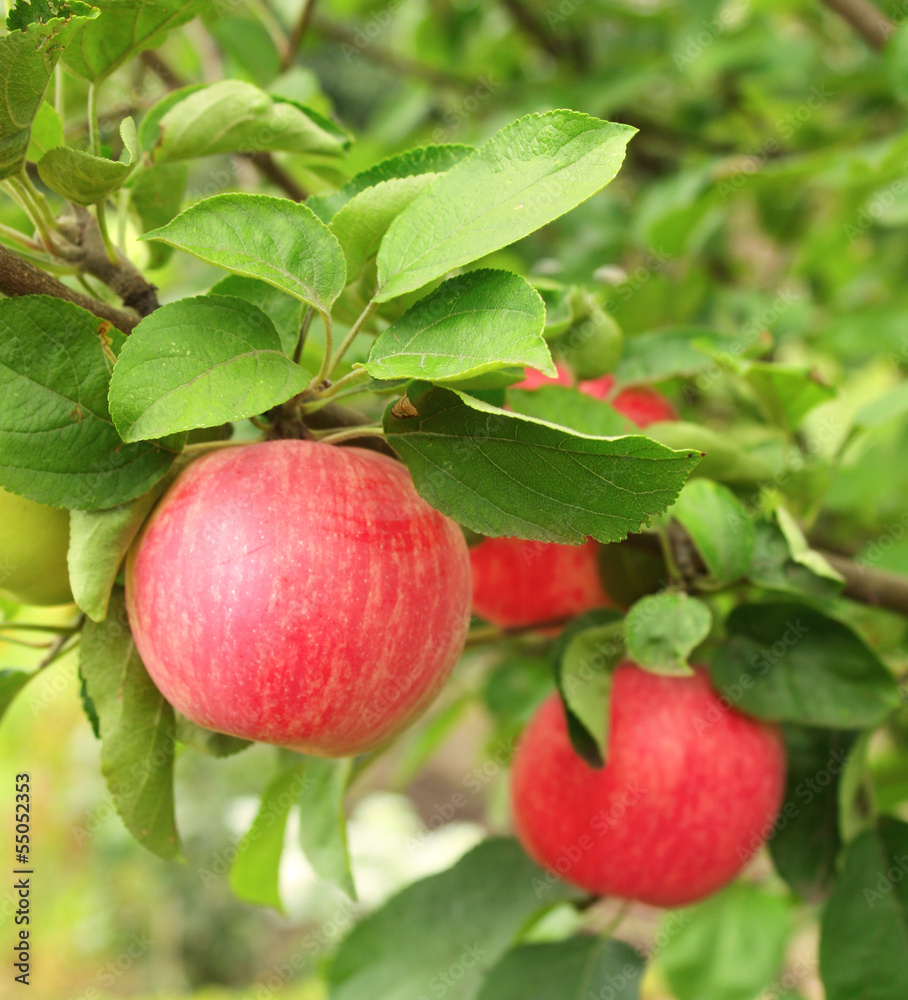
[3,0,908,997]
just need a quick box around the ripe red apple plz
[579,374,678,427]
[126,440,472,757]
[469,366,677,627]
[510,664,786,907]
[469,536,609,629]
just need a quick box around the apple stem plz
[292,308,315,365]
[599,900,631,937]
[328,298,378,376]
[312,425,385,445]
[310,310,335,387]
[305,367,372,410]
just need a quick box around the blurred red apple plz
[126,440,471,757]
[579,374,678,427]
[469,536,609,629]
[510,663,786,907]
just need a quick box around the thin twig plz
[311,14,474,89]
[282,0,318,71]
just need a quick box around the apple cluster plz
[0,360,785,910]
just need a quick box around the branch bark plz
[820,0,895,50]
[310,14,474,89]
[282,0,318,71]
[622,528,908,617]
[0,244,141,333]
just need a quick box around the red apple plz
[469,536,610,629]
[510,664,786,907]
[126,440,472,757]
[579,374,678,427]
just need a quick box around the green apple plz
[0,488,72,606]
[557,299,623,380]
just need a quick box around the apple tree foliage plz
[0,0,907,996]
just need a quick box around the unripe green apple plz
[557,304,623,380]
[0,488,72,606]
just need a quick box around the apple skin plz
[0,487,72,606]
[126,440,472,757]
[469,536,610,628]
[579,374,678,428]
[510,664,786,907]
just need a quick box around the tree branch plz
[820,0,894,50]
[820,553,908,614]
[0,244,140,333]
[282,0,318,71]
[622,528,908,617]
[310,14,474,89]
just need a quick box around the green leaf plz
[142,193,346,315]
[229,764,302,911]
[151,80,349,162]
[208,274,303,357]
[748,516,844,600]
[0,669,32,724]
[0,3,97,179]
[68,488,161,622]
[0,296,176,509]
[774,507,844,584]
[643,421,775,485]
[819,818,908,1000]
[308,144,475,222]
[80,589,181,859]
[383,383,701,544]
[108,295,310,442]
[297,756,356,901]
[852,380,908,432]
[658,884,793,1000]
[375,112,636,301]
[625,592,711,675]
[552,610,625,767]
[476,937,645,1000]
[37,115,137,204]
[328,838,580,1000]
[365,270,551,383]
[769,725,858,901]
[614,327,749,384]
[508,385,632,436]
[668,479,755,585]
[735,360,836,431]
[710,602,901,728]
[129,162,188,269]
[330,174,440,284]
[26,101,63,161]
[62,0,210,82]
[176,716,249,756]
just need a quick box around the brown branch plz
[821,553,908,614]
[282,0,318,71]
[0,244,140,333]
[58,207,159,316]
[310,14,474,89]
[820,0,894,50]
[139,51,308,201]
[623,527,908,618]
[500,0,566,59]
